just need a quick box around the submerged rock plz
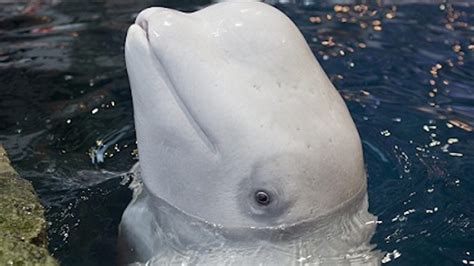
[0,145,57,265]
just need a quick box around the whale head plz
[122,1,376,263]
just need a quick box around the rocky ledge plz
[0,145,57,265]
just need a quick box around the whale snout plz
[134,7,170,41]
[134,8,154,33]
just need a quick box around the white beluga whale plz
[120,0,380,265]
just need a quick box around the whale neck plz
[120,171,381,265]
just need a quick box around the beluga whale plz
[120,0,380,265]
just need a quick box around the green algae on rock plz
[0,145,57,266]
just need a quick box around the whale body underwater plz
[119,1,380,265]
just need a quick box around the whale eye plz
[255,190,271,206]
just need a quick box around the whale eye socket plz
[255,190,271,206]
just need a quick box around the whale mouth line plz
[148,50,219,154]
[135,20,149,42]
[130,17,219,154]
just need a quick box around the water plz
[0,0,473,265]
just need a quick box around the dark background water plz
[1,0,473,265]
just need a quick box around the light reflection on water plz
[0,0,473,265]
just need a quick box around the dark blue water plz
[1,0,473,265]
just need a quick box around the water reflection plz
[0,0,473,265]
